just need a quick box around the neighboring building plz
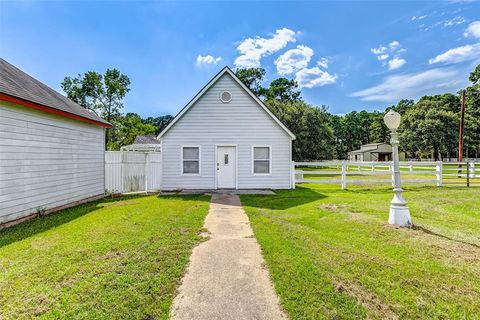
[347,143,405,161]
[157,66,296,190]
[121,135,161,152]
[0,58,110,226]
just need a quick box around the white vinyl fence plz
[105,151,162,194]
[295,161,477,189]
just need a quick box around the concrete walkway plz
[170,193,287,320]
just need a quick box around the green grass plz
[0,194,210,319]
[241,184,480,320]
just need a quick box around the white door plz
[217,146,236,189]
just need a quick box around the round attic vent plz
[220,91,232,103]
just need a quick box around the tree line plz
[62,64,480,161]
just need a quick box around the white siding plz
[161,73,292,190]
[0,101,105,224]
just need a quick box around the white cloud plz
[371,41,407,69]
[351,68,464,102]
[196,54,222,66]
[411,15,428,21]
[371,45,388,55]
[274,45,314,75]
[295,67,337,88]
[428,43,480,64]
[378,54,389,61]
[389,40,400,51]
[464,21,480,38]
[317,57,329,69]
[443,16,466,27]
[234,28,297,68]
[388,57,406,70]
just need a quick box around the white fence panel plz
[294,160,478,189]
[105,151,162,194]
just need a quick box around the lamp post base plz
[389,205,412,227]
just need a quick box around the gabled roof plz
[134,135,161,144]
[157,66,296,140]
[348,143,391,154]
[0,58,111,127]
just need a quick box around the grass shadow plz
[241,185,327,210]
[0,195,149,248]
[412,225,480,249]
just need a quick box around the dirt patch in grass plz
[317,203,348,211]
[318,203,373,224]
[97,251,124,260]
[333,279,399,320]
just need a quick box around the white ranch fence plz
[105,151,162,194]
[294,161,477,189]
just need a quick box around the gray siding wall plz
[0,101,105,224]
[161,73,292,190]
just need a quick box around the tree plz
[235,68,302,102]
[144,115,174,135]
[234,68,266,96]
[265,99,334,160]
[369,111,389,144]
[390,99,414,115]
[62,69,131,148]
[108,113,157,150]
[400,98,458,160]
[264,78,301,102]
[329,115,348,159]
[465,64,480,158]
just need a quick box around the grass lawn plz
[241,184,480,320]
[0,194,210,319]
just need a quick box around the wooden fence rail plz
[294,161,477,189]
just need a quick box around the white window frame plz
[181,145,201,176]
[251,145,272,175]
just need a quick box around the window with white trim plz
[253,146,270,174]
[182,147,200,174]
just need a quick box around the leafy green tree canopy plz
[234,68,266,96]
[144,115,174,135]
[62,69,131,149]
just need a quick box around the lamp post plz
[384,110,412,227]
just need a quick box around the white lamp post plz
[384,110,412,227]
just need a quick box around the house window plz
[253,146,270,174]
[182,146,200,174]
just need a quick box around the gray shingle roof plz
[0,58,110,126]
[133,135,161,144]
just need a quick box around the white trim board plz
[180,145,201,176]
[251,145,272,176]
[157,66,296,140]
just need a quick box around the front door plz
[217,146,236,189]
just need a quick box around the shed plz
[0,58,110,226]
[347,143,405,161]
[158,66,296,190]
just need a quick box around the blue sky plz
[1,1,479,117]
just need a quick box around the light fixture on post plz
[384,110,412,227]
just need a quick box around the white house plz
[157,67,296,190]
[0,58,110,226]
